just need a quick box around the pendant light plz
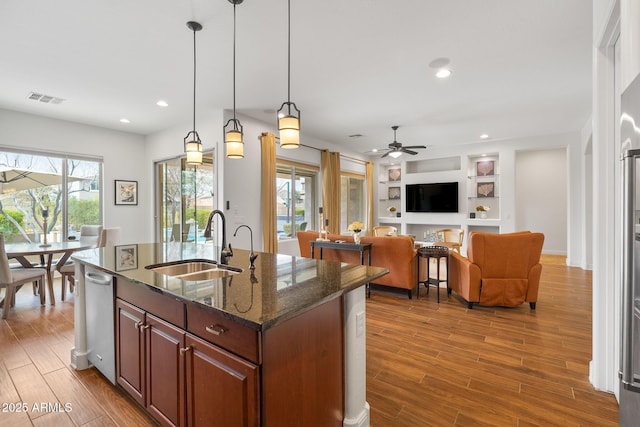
[184,21,203,166]
[224,0,244,159]
[277,0,300,149]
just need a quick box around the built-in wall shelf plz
[467,155,500,219]
[406,156,461,174]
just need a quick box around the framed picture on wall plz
[476,160,495,176]
[388,186,401,200]
[115,244,138,271]
[388,168,401,182]
[477,182,495,198]
[115,180,138,205]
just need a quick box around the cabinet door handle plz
[205,325,226,336]
[140,324,150,331]
[134,321,143,330]
[180,346,191,355]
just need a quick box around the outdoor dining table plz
[5,241,94,305]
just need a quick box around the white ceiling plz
[0,0,592,156]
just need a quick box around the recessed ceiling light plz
[120,118,130,123]
[156,100,169,107]
[480,133,489,139]
[372,148,378,153]
[436,68,451,78]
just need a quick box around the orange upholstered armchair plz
[448,231,544,309]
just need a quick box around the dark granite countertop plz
[72,242,388,331]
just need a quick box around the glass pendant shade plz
[184,131,203,165]
[186,145,203,165]
[278,113,300,149]
[225,121,244,159]
[389,151,403,159]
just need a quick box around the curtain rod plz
[268,134,369,165]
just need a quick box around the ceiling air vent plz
[27,92,65,104]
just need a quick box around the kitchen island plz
[70,242,388,427]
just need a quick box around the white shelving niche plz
[378,164,403,221]
[467,154,500,222]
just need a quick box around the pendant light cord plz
[192,27,197,133]
[287,0,291,105]
[232,2,237,122]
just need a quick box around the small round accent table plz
[417,245,450,302]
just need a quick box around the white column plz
[343,286,370,427]
[70,262,90,370]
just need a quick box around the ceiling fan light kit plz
[380,125,427,158]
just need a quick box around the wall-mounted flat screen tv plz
[405,182,459,213]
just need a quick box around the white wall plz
[0,108,147,244]
[591,0,622,396]
[515,148,567,255]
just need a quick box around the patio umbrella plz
[0,167,82,193]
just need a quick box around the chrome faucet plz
[204,210,233,265]
[233,224,258,269]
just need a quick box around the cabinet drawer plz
[187,304,260,364]
[116,277,185,328]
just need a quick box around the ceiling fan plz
[380,125,426,158]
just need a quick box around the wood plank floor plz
[0,283,157,427]
[0,257,619,426]
[366,256,619,426]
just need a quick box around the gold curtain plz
[366,161,374,236]
[321,150,341,234]
[260,132,278,253]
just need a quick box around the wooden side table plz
[417,245,450,302]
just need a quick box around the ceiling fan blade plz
[381,151,390,158]
[402,149,418,155]
[403,145,427,149]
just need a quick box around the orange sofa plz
[448,231,545,309]
[297,231,417,298]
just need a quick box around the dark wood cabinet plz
[115,280,344,426]
[116,299,145,406]
[116,299,187,427]
[146,314,186,427]
[185,334,259,427]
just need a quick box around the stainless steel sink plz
[145,260,242,281]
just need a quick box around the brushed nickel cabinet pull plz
[140,324,150,330]
[180,346,192,355]
[134,321,143,330]
[205,325,226,336]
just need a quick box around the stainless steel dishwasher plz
[85,266,116,384]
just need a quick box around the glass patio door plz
[156,153,215,244]
[0,150,101,243]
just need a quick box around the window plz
[341,172,366,232]
[276,161,317,240]
[155,152,215,243]
[0,149,102,243]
